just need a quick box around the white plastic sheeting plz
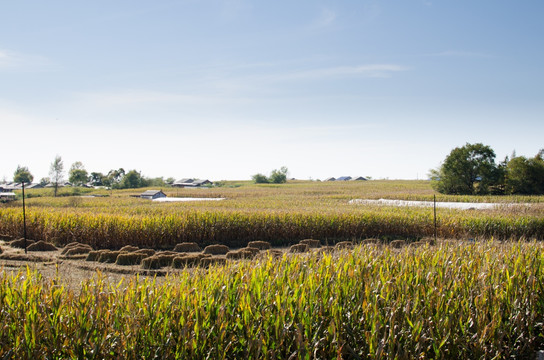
[153,197,225,202]
[349,199,508,210]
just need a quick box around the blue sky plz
[1,1,543,181]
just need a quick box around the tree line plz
[11,156,174,195]
[430,143,544,195]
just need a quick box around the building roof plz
[324,177,336,181]
[174,178,194,184]
[336,176,352,181]
[141,190,165,196]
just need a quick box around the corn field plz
[1,241,544,359]
[0,181,543,248]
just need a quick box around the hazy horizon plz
[1,1,543,182]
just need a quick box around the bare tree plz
[49,155,64,197]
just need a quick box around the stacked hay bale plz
[257,249,283,260]
[97,250,122,263]
[299,239,321,248]
[172,254,211,268]
[173,242,201,253]
[27,241,57,252]
[203,245,229,255]
[119,245,139,252]
[334,241,353,250]
[389,240,406,249]
[134,249,156,257]
[226,248,258,260]
[199,257,227,268]
[9,238,35,248]
[116,252,148,266]
[289,244,309,253]
[62,242,93,257]
[247,241,271,250]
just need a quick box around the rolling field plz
[0,180,543,249]
[1,181,544,358]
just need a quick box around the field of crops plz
[0,180,543,249]
[1,241,543,359]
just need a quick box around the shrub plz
[247,241,271,250]
[27,241,57,252]
[203,244,230,255]
[173,242,201,253]
[116,253,147,266]
[299,239,321,248]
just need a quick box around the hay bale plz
[299,239,321,248]
[362,238,379,245]
[0,234,14,241]
[334,241,353,250]
[243,247,260,256]
[226,248,257,260]
[199,257,227,268]
[119,245,139,253]
[172,254,209,268]
[64,245,92,256]
[316,246,334,254]
[156,253,177,267]
[289,244,309,253]
[408,241,425,248]
[173,242,201,253]
[141,256,162,270]
[27,241,57,252]
[135,249,156,257]
[86,250,103,262]
[247,241,271,250]
[98,250,122,263]
[419,237,436,246]
[203,244,230,255]
[389,240,406,249]
[116,253,147,266]
[9,238,35,249]
[62,242,92,255]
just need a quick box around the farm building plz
[0,192,17,202]
[172,178,211,187]
[140,190,167,200]
[324,177,336,182]
[351,176,368,181]
[336,176,352,181]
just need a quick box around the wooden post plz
[22,182,27,254]
[433,194,437,242]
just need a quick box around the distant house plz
[172,178,211,187]
[192,179,212,187]
[0,192,17,202]
[351,176,368,181]
[324,177,336,182]
[140,190,167,200]
[336,176,352,181]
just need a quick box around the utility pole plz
[22,182,27,254]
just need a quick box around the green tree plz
[430,143,499,195]
[119,170,146,189]
[505,153,544,194]
[13,165,33,184]
[69,161,89,186]
[269,166,288,184]
[89,172,105,186]
[107,168,125,189]
[251,173,269,184]
[49,155,64,197]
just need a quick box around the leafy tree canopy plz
[69,161,89,186]
[13,165,33,184]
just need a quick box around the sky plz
[1,1,543,181]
